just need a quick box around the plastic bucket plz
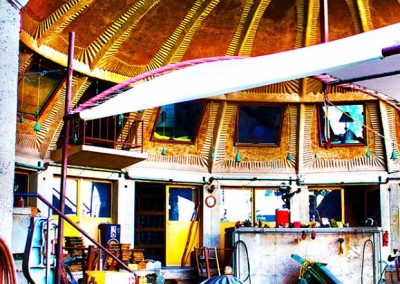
[276,209,290,227]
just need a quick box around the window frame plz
[151,101,206,144]
[317,102,366,148]
[235,103,284,147]
[52,176,113,219]
[18,59,66,121]
[309,187,344,223]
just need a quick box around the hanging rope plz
[0,237,18,284]
[322,84,330,142]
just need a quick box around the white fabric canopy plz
[78,23,400,121]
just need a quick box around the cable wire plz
[233,240,251,284]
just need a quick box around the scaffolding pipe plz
[56,31,74,284]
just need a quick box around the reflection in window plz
[153,102,203,142]
[255,190,285,223]
[237,105,283,145]
[309,189,343,222]
[220,189,252,222]
[168,187,196,221]
[81,181,111,218]
[319,104,364,145]
[52,178,78,216]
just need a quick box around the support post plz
[56,31,75,284]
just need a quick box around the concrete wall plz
[232,227,381,284]
[0,0,28,246]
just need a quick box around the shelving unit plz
[135,187,166,264]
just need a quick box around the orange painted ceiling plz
[20,0,400,84]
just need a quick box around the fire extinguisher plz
[383,231,389,247]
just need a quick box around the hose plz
[0,236,18,284]
[361,238,374,284]
[233,240,251,284]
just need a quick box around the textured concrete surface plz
[231,227,381,284]
[0,0,22,246]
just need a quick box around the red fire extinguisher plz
[383,231,389,247]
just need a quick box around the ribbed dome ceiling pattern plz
[20,0,400,83]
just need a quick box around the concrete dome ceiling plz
[20,0,400,84]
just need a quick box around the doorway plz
[134,182,166,264]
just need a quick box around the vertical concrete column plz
[0,0,27,246]
[203,184,220,248]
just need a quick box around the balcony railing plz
[68,115,144,152]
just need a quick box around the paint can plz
[276,209,290,227]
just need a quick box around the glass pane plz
[255,190,285,223]
[18,63,64,117]
[309,189,342,222]
[168,187,196,221]
[154,102,203,142]
[320,104,364,145]
[52,177,78,215]
[14,172,29,207]
[220,189,252,222]
[81,181,111,218]
[237,105,282,144]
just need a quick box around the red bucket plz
[276,209,290,227]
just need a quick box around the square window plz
[237,105,283,145]
[319,104,365,146]
[153,102,204,143]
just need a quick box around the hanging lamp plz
[235,150,241,163]
[210,146,215,159]
[34,109,40,132]
[161,147,166,156]
[391,143,398,160]
[118,113,124,126]
[365,143,371,157]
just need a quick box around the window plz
[18,60,65,119]
[52,178,78,216]
[220,188,252,222]
[319,104,365,146]
[153,102,203,143]
[81,181,111,218]
[220,187,287,226]
[52,178,112,218]
[237,105,283,145]
[14,172,29,207]
[168,187,198,221]
[309,188,344,223]
[255,190,285,223]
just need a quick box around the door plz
[166,185,199,266]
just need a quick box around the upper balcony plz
[51,115,148,170]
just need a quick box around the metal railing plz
[14,192,135,276]
[68,116,144,152]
